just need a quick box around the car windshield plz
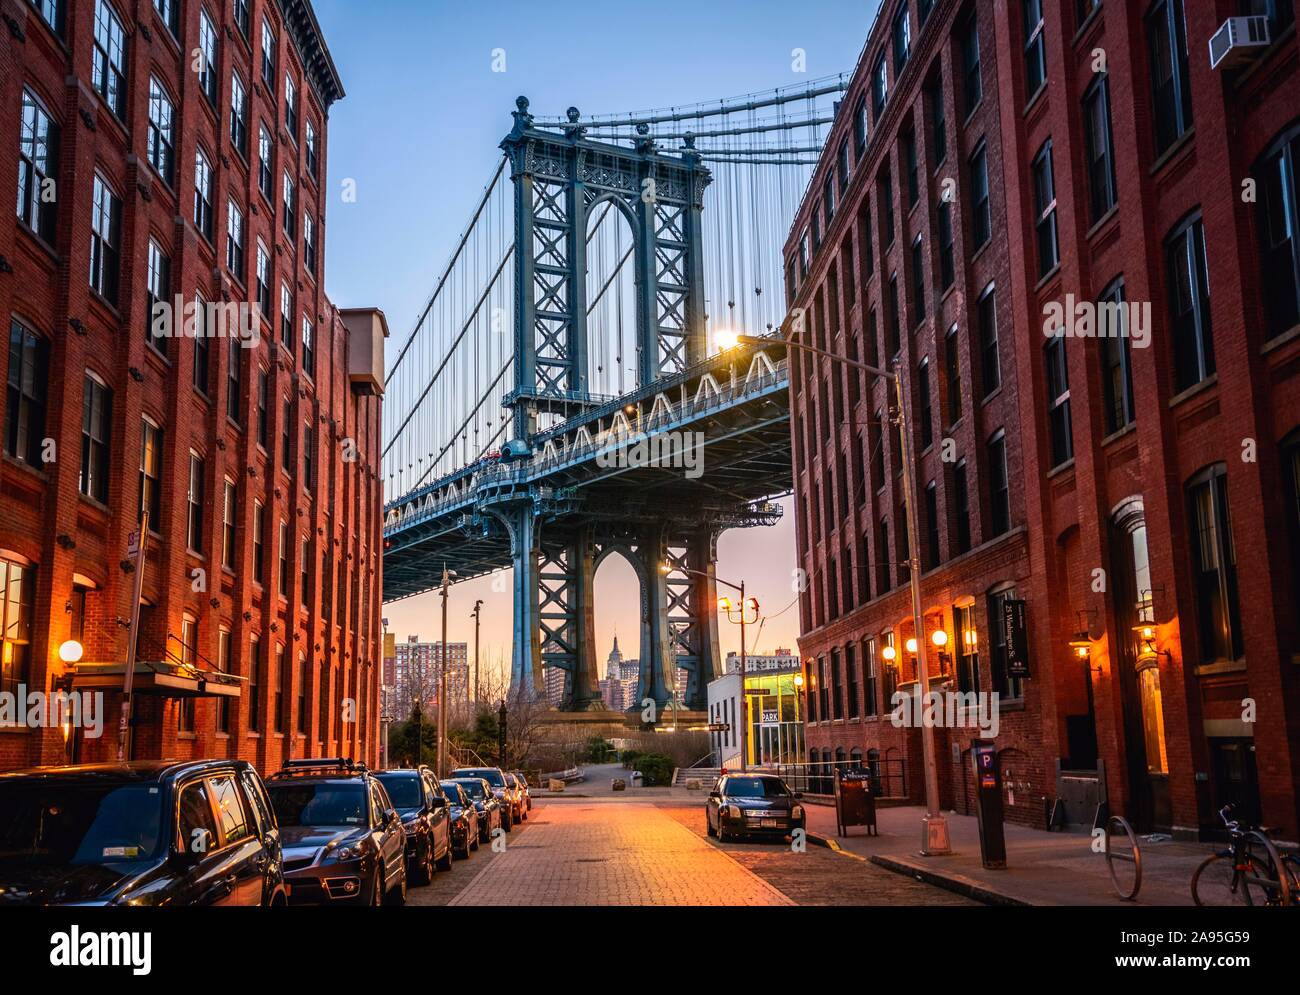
[267,783,368,827]
[373,774,421,809]
[0,781,165,866]
[724,777,790,799]
[454,780,486,799]
[439,785,462,804]
[454,768,504,788]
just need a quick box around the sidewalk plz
[803,803,1216,906]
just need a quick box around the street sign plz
[1002,598,1030,678]
[707,722,730,733]
[126,530,140,558]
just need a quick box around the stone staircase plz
[672,767,722,787]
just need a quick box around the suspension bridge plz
[380,77,848,712]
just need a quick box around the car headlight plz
[791,805,804,819]
[329,845,357,862]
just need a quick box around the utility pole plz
[471,599,483,709]
[438,564,451,777]
[117,513,149,762]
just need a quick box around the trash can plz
[631,771,643,787]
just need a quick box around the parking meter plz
[970,739,1006,869]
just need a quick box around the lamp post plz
[658,562,758,771]
[471,599,483,709]
[734,330,950,855]
[437,564,455,776]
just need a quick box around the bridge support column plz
[543,528,600,711]
[684,528,724,711]
[636,527,676,716]
[507,506,543,701]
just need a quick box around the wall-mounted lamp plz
[905,637,918,655]
[931,629,952,670]
[881,644,897,663]
[1068,633,1091,660]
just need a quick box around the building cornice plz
[275,0,346,111]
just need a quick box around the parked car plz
[504,772,528,822]
[374,766,454,882]
[0,760,286,906]
[705,773,805,843]
[511,771,533,812]
[450,767,517,830]
[440,780,480,858]
[450,777,503,843]
[265,758,407,906]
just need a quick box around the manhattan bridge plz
[381,76,848,713]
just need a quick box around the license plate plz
[760,818,779,828]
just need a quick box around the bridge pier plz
[505,504,543,701]
[683,527,724,711]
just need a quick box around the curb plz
[807,831,1030,906]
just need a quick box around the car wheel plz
[436,836,454,871]
[470,831,480,852]
[503,812,513,833]
[718,822,730,843]
[368,867,384,907]
[386,862,407,906]
[413,838,435,885]
[706,813,717,838]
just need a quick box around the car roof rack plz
[271,757,368,778]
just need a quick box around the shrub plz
[636,753,674,786]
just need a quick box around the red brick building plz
[0,0,388,774]
[787,0,1300,840]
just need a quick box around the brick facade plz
[0,0,387,775]
[787,0,1300,839]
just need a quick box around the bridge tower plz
[496,97,719,712]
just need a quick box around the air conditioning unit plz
[1208,15,1272,70]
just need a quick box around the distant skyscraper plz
[393,637,469,721]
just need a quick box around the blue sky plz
[314,0,880,685]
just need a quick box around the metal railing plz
[770,759,908,799]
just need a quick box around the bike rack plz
[1104,815,1143,901]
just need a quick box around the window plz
[879,168,895,245]
[924,481,940,569]
[1077,0,1101,25]
[278,520,289,596]
[1257,124,1300,339]
[881,632,898,704]
[80,374,111,502]
[1023,0,1047,97]
[955,603,980,692]
[1284,433,1300,612]
[153,0,178,34]
[29,0,62,34]
[989,586,1023,698]
[302,317,315,377]
[198,10,219,105]
[987,429,1010,537]
[886,274,901,355]
[222,478,237,568]
[300,538,312,607]
[92,0,126,118]
[978,284,1000,396]
[1187,465,1243,663]
[302,420,314,486]
[870,410,885,492]
[216,630,232,733]
[862,638,878,717]
[187,452,205,552]
[297,654,308,734]
[1045,334,1073,468]
[1032,140,1059,277]
[961,11,982,117]
[145,241,170,354]
[285,74,298,138]
[892,2,911,74]
[969,142,991,251]
[283,172,296,238]
[227,337,242,423]
[918,356,933,450]
[6,322,48,466]
[817,657,829,719]
[934,199,955,292]
[953,458,971,554]
[256,370,269,448]
[248,635,262,730]
[233,0,250,36]
[280,285,294,351]
[258,125,274,202]
[226,199,245,276]
[195,150,214,241]
[928,74,947,168]
[1147,0,1194,157]
[823,174,836,226]
[873,54,889,116]
[919,0,935,25]
[89,174,121,304]
[230,73,249,157]
[274,644,287,733]
[853,95,868,157]
[306,119,319,179]
[910,236,926,326]
[252,500,265,584]
[903,131,919,208]
[17,90,59,243]
[303,213,317,275]
[1241,0,1295,34]
[261,18,276,88]
[139,418,163,528]
[877,518,892,593]
[1083,75,1117,222]
[1099,277,1135,432]
[1166,213,1214,391]
[846,643,859,719]
[193,298,210,392]
[830,649,844,720]
[944,323,961,425]
[256,242,272,320]
[281,396,292,471]
[0,558,35,707]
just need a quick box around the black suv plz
[374,766,454,883]
[265,758,407,906]
[0,760,286,906]
[451,767,516,830]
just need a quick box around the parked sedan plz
[450,777,503,843]
[265,759,407,906]
[0,760,286,906]
[440,781,480,858]
[504,772,528,823]
[511,771,533,812]
[450,767,516,830]
[374,766,454,882]
[705,773,805,843]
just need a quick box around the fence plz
[770,759,909,799]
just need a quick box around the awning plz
[70,661,242,699]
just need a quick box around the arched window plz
[1185,465,1242,663]
[1112,498,1168,774]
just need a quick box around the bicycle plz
[1190,804,1294,907]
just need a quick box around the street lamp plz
[437,564,457,777]
[730,329,951,855]
[659,562,759,771]
[471,599,483,708]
